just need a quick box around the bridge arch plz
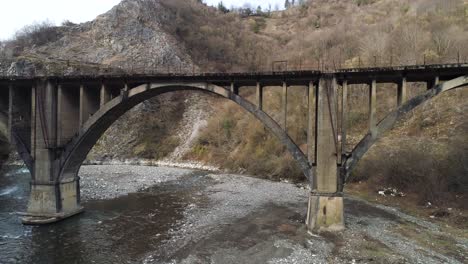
[58,82,312,182]
[344,75,468,181]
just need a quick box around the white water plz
[0,186,18,196]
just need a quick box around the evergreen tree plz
[285,0,291,9]
[256,5,262,15]
[217,1,229,13]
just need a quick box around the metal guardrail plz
[0,54,467,79]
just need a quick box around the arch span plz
[344,75,468,180]
[58,82,312,182]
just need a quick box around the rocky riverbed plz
[78,165,467,264]
[1,165,466,264]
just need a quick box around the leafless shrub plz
[12,20,62,51]
[352,138,468,206]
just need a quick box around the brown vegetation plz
[8,20,63,56]
[182,0,468,208]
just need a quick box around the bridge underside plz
[0,64,466,231]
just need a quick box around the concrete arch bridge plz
[0,64,467,232]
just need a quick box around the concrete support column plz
[230,82,239,95]
[427,76,440,90]
[30,86,36,160]
[100,83,111,107]
[121,82,129,96]
[57,84,80,146]
[307,81,315,167]
[24,80,83,224]
[256,82,263,110]
[31,80,56,182]
[79,84,100,126]
[369,80,377,136]
[397,77,407,106]
[341,80,348,158]
[281,82,288,130]
[7,84,13,141]
[306,77,344,233]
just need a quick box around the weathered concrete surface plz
[306,195,344,232]
[307,78,344,232]
[314,78,338,193]
[22,179,83,224]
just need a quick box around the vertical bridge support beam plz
[369,79,377,136]
[256,82,263,110]
[341,80,348,160]
[7,84,13,141]
[23,80,83,225]
[100,82,111,107]
[307,81,315,170]
[79,84,100,126]
[57,84,80,146]
[230,82,239,95]
[281,82,288,130]
[306,77,344,233]
[397,77,407,107]
[427,76,439,90]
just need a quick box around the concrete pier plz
[306,77,344,232]
[23,80,83,224]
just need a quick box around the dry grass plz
[186,0,468,206]
[350,88,468,208]
[185,95,305,182]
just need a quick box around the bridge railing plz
[0,52,467,77]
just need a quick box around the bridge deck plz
[0,63,466,85]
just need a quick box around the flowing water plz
[0,165,213,264]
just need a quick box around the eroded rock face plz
[31,0,192,71]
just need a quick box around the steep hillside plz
[181,0,468,209]
[2,0,192,72]
[0,0,217,166]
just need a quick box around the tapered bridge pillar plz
[23,80,83,225]
[306,77,344,232]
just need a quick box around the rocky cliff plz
[0,0,217,167]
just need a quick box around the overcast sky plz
[0,0,284,40]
